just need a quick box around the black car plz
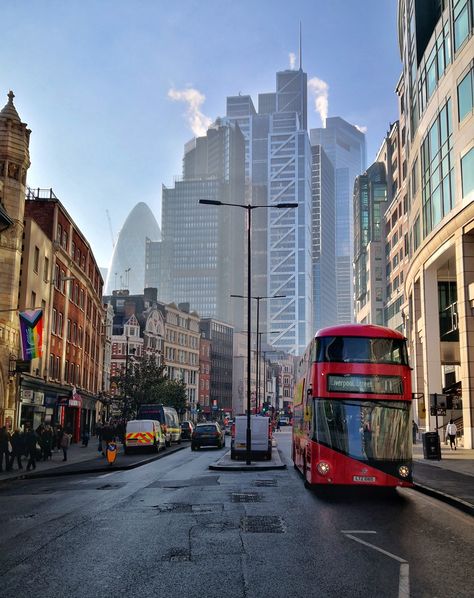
[180,421,194,440]
[191,423,225,450]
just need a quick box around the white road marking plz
[342,531,410,598]
[340,530,377,534]
[399,563,410,598]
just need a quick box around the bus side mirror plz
[307,388,312,396]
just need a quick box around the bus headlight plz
[317,461,330,475]
[398,465,410,478]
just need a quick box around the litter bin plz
[422,432,442,460]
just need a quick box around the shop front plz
[19,388,46,431]
[59,392,82,443]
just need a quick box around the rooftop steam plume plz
[168,87,212,137]
[308,76,329,127]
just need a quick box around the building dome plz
[0,91,22,123]
[105,202,161,295]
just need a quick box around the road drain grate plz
[231,492,263,503]
[240,516,285,533]
[162,548,191,562]
[254,479,277,487]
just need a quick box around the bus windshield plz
[314,336,409,365]
[313,399,411,461]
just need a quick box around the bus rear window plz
[314,336,408,365]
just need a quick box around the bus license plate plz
[353,475,376,483]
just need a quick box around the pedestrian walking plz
[82,428,90,447]
[0,426,12,472]
[60,429,72,461]
[24,426,38,471]
[445,419,457,450]
[96,422,103,453]
[412,420,419,444]
[9,429,25,470]
[41,425,53,460]
[54,425,63,452]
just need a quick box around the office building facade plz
[353,163,388,325]
[398,0,474,446]
[226,67,313,355]
[156,119,246,331]
[311,118,367,324]
[311,144,337,331]
[105,202,161,296]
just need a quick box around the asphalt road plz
[0,428,472,598]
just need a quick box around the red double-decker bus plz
[293,324,413,488]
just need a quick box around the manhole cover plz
[162,548,191,562]
[254,479,277,487]
[240,516,285,533]
[231,492,263,503]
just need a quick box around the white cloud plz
[355,124,368,133]
[289,52,296,70]
[308,77,329,127]
[168,87,212,137]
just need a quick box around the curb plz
[209,462,287,472]
[413,482,474,517]
[209,448,287,472]
[0,443,189,482]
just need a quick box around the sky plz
[2,0,401,271]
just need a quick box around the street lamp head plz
[230,294,245,299]
[276,202,298,209]
[199,199,222,206]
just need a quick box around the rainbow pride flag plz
[19,309,43,360]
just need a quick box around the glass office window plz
[461,148,474,197]
[421,100,453,236]
[458,69,473,121]
[454,0,469,51]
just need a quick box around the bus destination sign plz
[327,374,403,395]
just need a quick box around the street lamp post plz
[200,199,297,465]
[231,295,285,413]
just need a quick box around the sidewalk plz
[412,443,474,516]
[0,439,188,482]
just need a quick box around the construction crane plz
[106,209,116,248]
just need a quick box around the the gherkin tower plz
[105,202,161,295]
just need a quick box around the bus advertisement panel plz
[292,324,413,488]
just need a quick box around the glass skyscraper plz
[311,144,336,331]
[105,202,161,295]
[310,118,366,324]
[226,67,313,355]
[153,119,246,331]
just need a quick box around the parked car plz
[180,421,194,440]
[191,422,225,450]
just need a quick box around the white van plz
[124,419,166,454]
[230,415,272,460]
